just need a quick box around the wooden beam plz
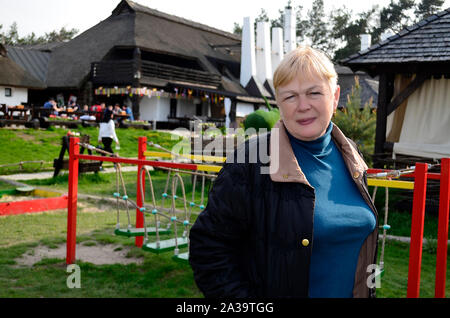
[387,73,429,116]
[374,73,394,167]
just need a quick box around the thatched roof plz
[45,0,242,90]
[0,44,46,89]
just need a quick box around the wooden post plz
[66,137,80,265]
[435,158,450,298]
[374,73,394,168]
[407,163,428,298]
[132,48,141,120]
[135,136,147,247]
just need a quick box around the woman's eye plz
[284,95,295,101]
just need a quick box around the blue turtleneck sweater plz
[287,122,376,298]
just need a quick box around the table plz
[2,106,31,120]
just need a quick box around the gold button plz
[283,174,289,179]
[302,239,309,247]
[353,171,360,179]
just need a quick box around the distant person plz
[79,105,96,121]
[93,102,106,122]
[68,95,78,110]
[98,107,119,155]
[91,102,101,112]
[43,97,62,115]
[123,105,134,121]
[113,103,126,125]
[113,103,122,114]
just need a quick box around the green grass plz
[376,240,450,298]
[0,196,202,297]
[0,180,16,191]
[0,126,186,175]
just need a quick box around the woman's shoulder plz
[227,132,271,164]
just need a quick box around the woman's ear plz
[333,85,341,111]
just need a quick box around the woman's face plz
[276,75,340,141]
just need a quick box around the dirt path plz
[14,243,144,267]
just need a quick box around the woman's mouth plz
[296,118,315,125]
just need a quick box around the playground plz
[0,128,449,298]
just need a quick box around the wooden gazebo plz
[342,8,450,168]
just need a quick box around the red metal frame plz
[66,136,205,264]
[406,163,428,298]
[66,137,79,265]
[135,137,147,247]
[435,158,450,298]
[369,162,449,297]
[0,195,67,216]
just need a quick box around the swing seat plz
[375,267,385,279]
[173,252,189,264]
[114,227,171,237]
[16,186,35,194]
[142,237,188,254]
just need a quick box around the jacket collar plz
[269,120,368,186]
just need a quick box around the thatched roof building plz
[7,0,275,127]
[46,1,245,92]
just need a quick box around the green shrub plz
[243,96,280,132]
[333,76,376,166]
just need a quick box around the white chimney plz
[284,7,296,53]
[256,21,272,84]
[240,16,257,87]
[271,27,284,73]
[360,34,371,51]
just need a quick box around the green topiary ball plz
[243,107,280,131]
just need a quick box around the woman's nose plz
[296,95,312,112]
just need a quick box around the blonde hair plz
[273,45,338,95]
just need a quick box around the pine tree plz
[307,0,330,51]
[415,0,445,20]
[0,22,78,45]
[333,76,376,166]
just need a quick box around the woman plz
[98,106,119,154]
[188,45,378,298]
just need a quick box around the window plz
[5,88,12,97]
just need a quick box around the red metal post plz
[135,137,147,247]
[66,137,80,265]
[407,162,428,298]
[435,158,450,298]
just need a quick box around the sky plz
[3,0,449,39]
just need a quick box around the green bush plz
[333,76,376,167]
[243,96,280,132]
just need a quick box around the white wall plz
[0,86,28,105]
[139,96,171,122]
[177,99,196,117]
[236,102,255,117]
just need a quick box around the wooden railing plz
[91,59,222,87]
[141,60,221,87]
